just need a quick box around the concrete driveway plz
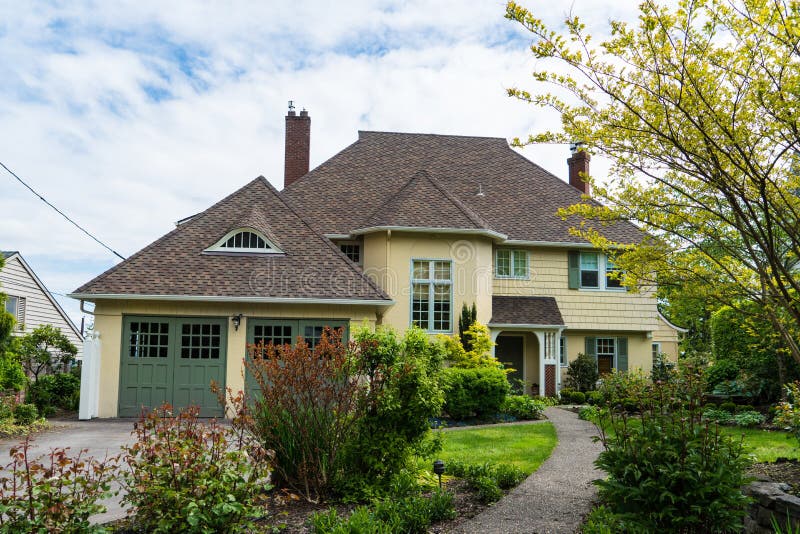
[0,418,137,524]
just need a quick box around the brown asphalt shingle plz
[72,177,390,301]
[489,296,564,326]
[282,131,642,244]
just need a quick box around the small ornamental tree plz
[458,303,478,351]
[564,353,599,392]
[17,325,77,380]
[0,289,25,394]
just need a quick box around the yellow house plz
[70,107,683,418]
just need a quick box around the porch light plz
[231,314,243,331]
[433,459,445,489]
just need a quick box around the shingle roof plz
[362,170,490,230]
[282,131,642,244]
[72,178,390,302]
[489,296,564,326]
[1,251,17,260]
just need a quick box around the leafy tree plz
[564,353,599,392]
[17,325,77,381]
[458,302,478,351]
[506,0,800,364]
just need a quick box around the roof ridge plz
[422,171,490,230]
[358,130,507,142]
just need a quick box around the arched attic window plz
[205,228,282,254]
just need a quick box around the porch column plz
[489,329,501,358]
[533,331,545,398]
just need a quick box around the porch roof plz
[489,296,564,328]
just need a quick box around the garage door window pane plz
[181,323,222,359]
[129,321,170,358]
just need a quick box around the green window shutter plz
[584,336,596,366]
[616,337,628,372]
[568,251,580,289]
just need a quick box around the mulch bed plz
[261,479,488,533]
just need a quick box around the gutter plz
[68,293,395,307]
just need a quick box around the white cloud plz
[0,0,640,325]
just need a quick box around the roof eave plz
[503,239,636,249]
[351,226,507,241]
[68,293,395,307]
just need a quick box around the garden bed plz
[749,459,800,497]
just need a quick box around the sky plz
[0,1,640,328]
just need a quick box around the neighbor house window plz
[411,260,452,332]
[559,336,568,367]
[206,228,281,254]
[339,242,362,265]
[495,249,528,278]
[4,295,24,329]
[577,252,625,291]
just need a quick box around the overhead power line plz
[1,160,126,261]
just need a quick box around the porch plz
[488,296,565,398]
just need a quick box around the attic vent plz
[205,229,282,254]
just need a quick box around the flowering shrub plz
[0,437,119,533]
[121,402,270,533]
[774,381,800,440]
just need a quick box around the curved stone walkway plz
[453,407,604,534]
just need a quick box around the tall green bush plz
[593,366,751,531]
[442,367,510,419]
[564,353,599,392]
[26,372,80,416]
[340,327,445,492]
[458,302,478,352]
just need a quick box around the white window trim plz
[205,228,283,254]
[495,249,529,279]
[579,252,626,291]
[652,342,662,364]
[559,336,568,367]
[596,337,617,369]
[410,258,453,333]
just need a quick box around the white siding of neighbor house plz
[1,255,83,356]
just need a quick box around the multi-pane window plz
[209,229,278,253]
[411,260,452,332]
[339,243,361,265]
[495,249,528,278]
[252,324,293,358]
[180,323,222,359]
[597,338,616,359]
[559,336,568,367]
[128,321,170,358]
[579,253,625,290]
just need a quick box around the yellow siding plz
[652,315,682,362]
[93,300,378,417]
[559,332,657,384]
[362,231,493,334]
[494,247,660,332]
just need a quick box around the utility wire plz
[1,160,126,260]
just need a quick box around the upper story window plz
[206,228,281,254]
[4,295,25,330]
[338,242,362,265]
[495,249,528,279]
[569,251,625,291]
[411,259,452,332]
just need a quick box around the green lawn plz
[721,427,800,462]
[436,422,557,474]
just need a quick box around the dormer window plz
[206,229,282,254]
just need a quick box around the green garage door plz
[120,316,227,417]
[244,319,348,394]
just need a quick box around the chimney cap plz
[569,141,586,154]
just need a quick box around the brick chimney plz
[284,102,310,188]
[567,142,591,196]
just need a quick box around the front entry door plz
[496,335,524,393]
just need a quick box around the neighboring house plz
[1,251,84,357]
[70,107,682,418]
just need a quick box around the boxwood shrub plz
[442,367,509,420]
